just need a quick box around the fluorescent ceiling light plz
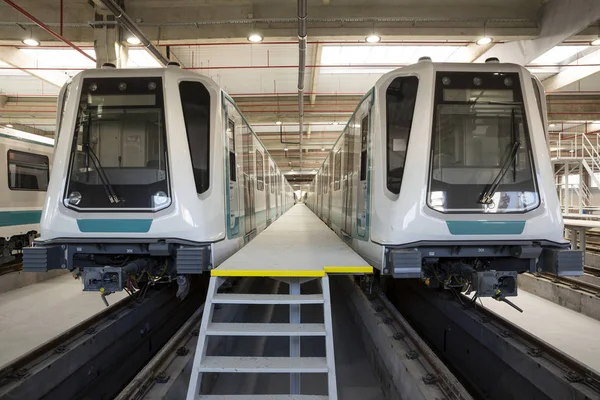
[592,38,600,46]
[22,38,40,46]
[531,46,588,65]
[549,123,556,127]
[5,123,13,128]
[276,121,282,125]
[320,45,463,74]
[284,147,289,151]
[476,37,492,45]
[365,35,381,43]
[248,34,263,43]
[126,36,141,45]
[332,121,339,125]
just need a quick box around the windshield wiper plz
[478,108,521,205]
[478,140,521,204]
[80,114,121,204]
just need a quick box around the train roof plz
[0,126,54,147]
[374,60,531,89]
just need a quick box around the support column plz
[565,163,571,214]
[93,4,128,68]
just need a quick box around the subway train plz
[0,127,53,265]
[306,59,583,302]
[23,64,295,298]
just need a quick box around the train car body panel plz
[24,66,295,295]
[307,61,583,298]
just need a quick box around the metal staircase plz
[186,276,337,400]
[552,132,600,214]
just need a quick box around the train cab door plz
[227,119,240,236]
[266,162,272,225]
[244,133,256,237]
[342,125,356,236]
[357,114,369,238]
[326,158,332,225]
[275,170,280,218]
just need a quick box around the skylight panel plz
[320,45,463,74]
[20,48,96,69]
[530,46,588,65]
[126,49,162,68]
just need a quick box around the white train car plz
[24,64,294,295]
[307,59,582,300]
[0,127,53,265]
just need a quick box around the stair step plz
[206,323,326,336]
[197,396,328,400]
[196,356,328,373]
[212,293,324,305]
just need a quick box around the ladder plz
[186,276,337,400]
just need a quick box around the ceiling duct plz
[98,0,169,66]
[298,0,307,172]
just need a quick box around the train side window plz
[228,119,236,181]
[270,166,275,194]
[531,78,548,139]
[256,150,264,191]
[7,150,49,191]
[179,81,210,194]
[386,76,418,194]
[56,82,71,141]
[360,115,369,181]
[334,148,342,191]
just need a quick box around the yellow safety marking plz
[211,269,326,278]
[324,266,373,274]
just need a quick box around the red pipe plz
[60,0,63,36]
[2,0,95,63]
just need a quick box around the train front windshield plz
[427,71,539,214]
[64,77,171,211]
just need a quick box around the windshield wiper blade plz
[80,114,121,205]
[478,140,521,205]
[86,145,121,204]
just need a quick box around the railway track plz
[117,275,472,400]
[387,279,600,400]
[0,277,207,400]
[0,258,22,277]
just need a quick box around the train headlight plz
[152,191,169,207]
[68,191,82,205]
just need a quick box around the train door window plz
[256,150,264,191]
[334,148,342,191]
[179,81,210,194]
[360,115,369,181]
[324,164,329,194]
[7,150,50,191]
[386,76,418,194]
[228,119,236,181]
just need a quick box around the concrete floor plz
[481,290,600,373]
[208,278,385,399]
[0,274,127,368]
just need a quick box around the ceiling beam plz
[542,49,600,91]
[476,0,600,64]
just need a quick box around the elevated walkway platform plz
[187,205,372,399]
[211,204,372,278]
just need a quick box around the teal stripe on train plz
[0,210,43,227]
[446,221,526,235]
[77,219,153,233]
